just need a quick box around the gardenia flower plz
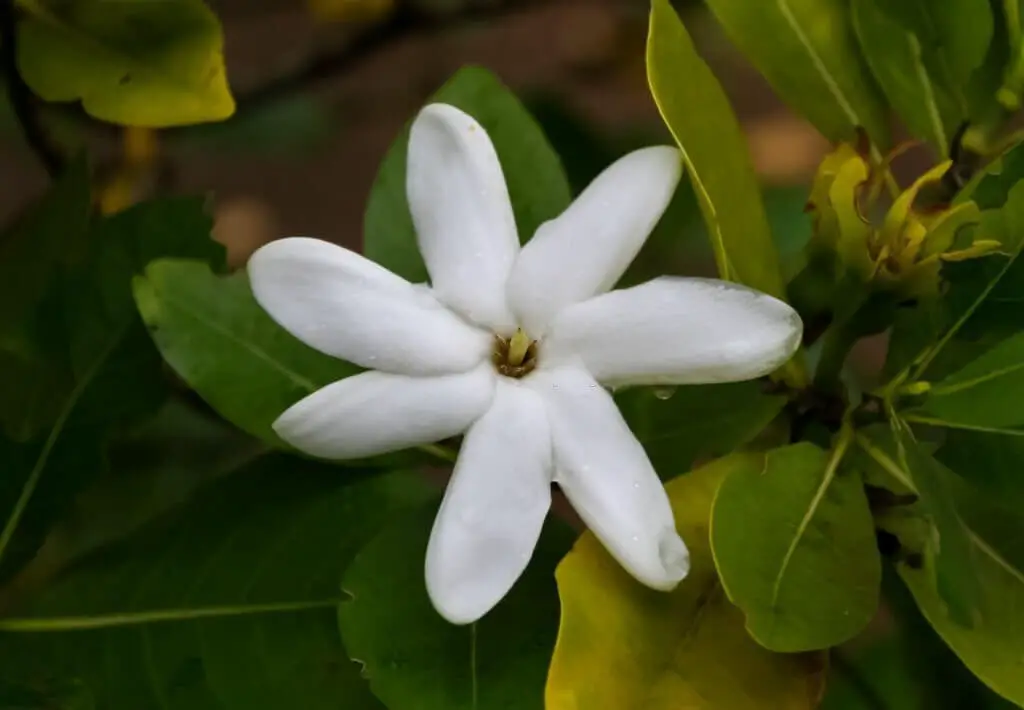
[248,103,803,624]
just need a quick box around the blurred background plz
[0,0,828,270]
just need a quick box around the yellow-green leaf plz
[646,0,785,301]
[710,442,881,652]
[546,455,827,710]
[17,0,234,126]
[704,0,889,149]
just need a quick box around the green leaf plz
[0,197,224,574]
[915,332,1024,429]
[364,66,571,282]
[887,181,1024,382]
[860,422,980,625]
[546,455,827,709]
[851,0,962,152]
[704,0,889,148]
[710,441,880,652]
[0,456,429,709]
[0,154,91,335]
[891,476,1024,707]
[969,138,1024,210]
[646,0,786,302]
[852,0,993,150]
[935,430,1024,509]
[615,381,786,477]
[17,0,235,126]
[337,504,573,710]
[133,259,355,445]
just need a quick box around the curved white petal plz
[508,146,682,336]
[543,276,803,387]
[273,366,495,460]
[248,237,489,376]
[527,366,688,590]
[407,103,519,332]
[426,380,553,624]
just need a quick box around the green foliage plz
[17,0,235,126]
[711,442,880,652]
[646,0,786,302]
[133,259,355,446]
[0,158,224,580]
[704,0,889,149]
[546,455,827,709]
[0,459,430,709]
[363,66,572,282]
[338,505,572,710]
[851,0,994,152]
[615,381,787,478]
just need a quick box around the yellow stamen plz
[507,329,532,367]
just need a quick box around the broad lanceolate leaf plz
[704,0,889,148]
[0,193,224,576]
[891,420,980,625]
[711,442,880,652]
[867,446,1024,707]
[17,0,235,126]
[856,424,980,624]
[852,0,993,151]
[850,0,961,152]
[915,332,1024,430]
[338,505,572,710]
[0,457,430,710]
[546,454,827,709]
[364,66,571,282]
[133,259,355,445]
[646,0,785,301]
[615,381,787,477]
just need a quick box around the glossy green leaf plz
[17,0,235,126]
[851,0,961,151]
[916,332,1024,429]
[704,0,889,148]
[0,457,429,709]
[881,466,1024,707]
[646,0,785,300]
[546,454,827,709]
[337,504,573,710]
[133,259,354,445]
[0,197,224,575]
[711,442,880,652]
[886,182,1024,382]
[615,382,786,477]
[364,66,571,282]
[860,423,980,625]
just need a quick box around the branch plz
[0,0,65,177]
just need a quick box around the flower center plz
[492,329,538,378]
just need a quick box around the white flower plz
[248,103,803,624]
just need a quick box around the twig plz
[0,0,65,177]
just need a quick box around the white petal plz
[273,366,495,460]
[507,146,682,336]
[543,276,803,387]
[248,237,489,375]
[407,103,519,332]
[527,366,688,590]
[426,380,553,624]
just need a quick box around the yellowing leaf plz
[17,0,235,127]
[546,455,827,710]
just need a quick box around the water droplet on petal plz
[653,386,676,401]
